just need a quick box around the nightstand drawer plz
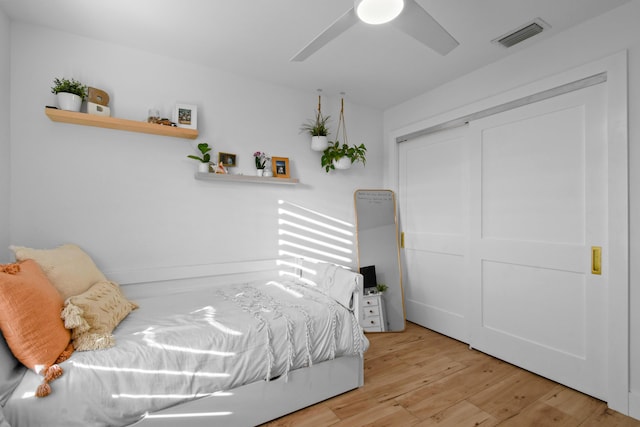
[363,305,381,318]
[364,316,382,328]
[363,296,380,307]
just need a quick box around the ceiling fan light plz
[355,0,404,25]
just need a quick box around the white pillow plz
[10,244,107,300]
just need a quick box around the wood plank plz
[261,323,640,426]
[44,107,199,139]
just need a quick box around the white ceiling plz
[0,0,630,109]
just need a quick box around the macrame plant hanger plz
[335,94,348,147]
[310,89,330,151]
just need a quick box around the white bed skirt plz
[133,355,363,426]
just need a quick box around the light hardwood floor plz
[263,322,640,426]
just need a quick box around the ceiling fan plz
[291,0,459,62]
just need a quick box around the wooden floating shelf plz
[194,172,299,185]
[44,107,199,140]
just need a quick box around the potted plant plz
[253,151,270,176]
[376,283,388,293]
[51,77,88,112]
[187,143,212,173]
[320,141,367,172]
[300,94,331,151]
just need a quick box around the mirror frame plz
[354,189,405,332]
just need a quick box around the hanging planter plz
[320,96,367,173]
[333,156,353,170]
[300,91,331,151]
[311,135,329,151]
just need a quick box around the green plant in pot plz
[376,283,388,293]
[188,143,212,173]
[51,77,88,112]
[320,140,367,172]
[300,94,331,151]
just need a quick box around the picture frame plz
[272,157,290,178]
[218,152,237,167]
[174,103,197,129]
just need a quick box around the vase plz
[263,169,273,177]
[57,92,82,112]
[256,169,264,176]
[333,157,352,170]
[311,136,329,151]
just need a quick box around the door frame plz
[387,51,629,414]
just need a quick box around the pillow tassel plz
[35,344,74,398]
[43,364,63,382]
[56,342,74,363]
[61,302,90,333]
[35,381,51,398]
[0,262,21,275]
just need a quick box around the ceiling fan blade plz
[391,0,459,55]
[290,7,359,62]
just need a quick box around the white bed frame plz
[121,260,366,427]
[132,356,363,426]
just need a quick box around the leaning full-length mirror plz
[354,190,405,332]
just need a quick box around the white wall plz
[383,1,640,416]
[8,22,383,278]
[0,8,10,263]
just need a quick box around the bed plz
[0,245,368,427]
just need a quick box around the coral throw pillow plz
[10,244,107,300]
[0,260,73,397]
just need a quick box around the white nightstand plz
[362,293,387,332]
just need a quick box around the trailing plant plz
[51,77,88,100]
[187,143,212,163]
[320,140,367,172]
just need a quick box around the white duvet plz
[3,278,368,427]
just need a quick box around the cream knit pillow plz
[61,281,138,351]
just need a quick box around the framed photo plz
[218,152,236,167]
[272,157,290,178]
[174,103,197,129]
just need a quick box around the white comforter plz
[4,277,368,427]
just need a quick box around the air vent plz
[493,18,549,48]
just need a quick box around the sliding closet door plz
[399,127,470,343]
[468,83,607,399]
[399,82,608,399]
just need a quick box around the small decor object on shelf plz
[321,96,367,172]
[376,283,388,293]
[174,103,197,129]
[218,152,237,167]
[253,151,269,176]
[147,108,160,123]
[187,142,212,173]
[213,162,227,174]
[87,87,111,117]
[300,90,331,151]
[272,157,290,178]
[51,77,88,112]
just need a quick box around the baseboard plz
[629,390,640,420]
